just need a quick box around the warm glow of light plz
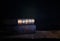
[28,19,32,23]
[31,19,35,23]
[25,19,29,24]
[18,19,35,24]
[18,19,22,24]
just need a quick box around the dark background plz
[1,0,59,31]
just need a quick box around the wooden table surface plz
[3,31,60,39]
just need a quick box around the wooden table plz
[3,31,60,39]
